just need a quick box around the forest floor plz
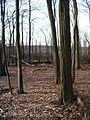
[0,63,90,120]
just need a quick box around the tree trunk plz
[12,13,15,54]
[16,0,24,94]
[0,0,6,76]
[21,14,24,60]
[73,0,80,69]
[7,10,12,65]
[29,0,31,63]
[46,0,60,84]
[38,43,41,63]
[59,0,73,103]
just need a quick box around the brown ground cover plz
[0,63,90,120]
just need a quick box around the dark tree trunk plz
[46,0,60,84]
[21,14,24,60]
[38,43,41,63]
[7,10,12,65]
[73,0,80,69]
[0,0,6,76]
[35,40,37,61]
[59,0,73,103]
[29,0,31,63]
[16,0,24,94]
[12,13,15,54]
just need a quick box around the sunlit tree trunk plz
[16,0,24,94]
[46,0,60,84]
[59,0,73,103]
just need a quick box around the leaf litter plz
[0,63,90,119]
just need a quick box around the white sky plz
[0,0,90,46]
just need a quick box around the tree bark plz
[6,10,12,65]
[59,0,73,103]
[46,0,60,84]
[29,0,31,63]
[12,12,15,54]
[16,0,24,94]
[21,14,24,60]
[73,0,80,69]
[0,0,6,76]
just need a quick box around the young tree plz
[46,0,60,84]
[16,0,24,94]
[59,0,73,103]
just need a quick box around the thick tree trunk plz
[46,0,60,84]
[59,0,73,103]
[0,0,6,76]
[16,0,24,94]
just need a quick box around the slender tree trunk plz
[16,0,24,94]
[12,13,15,54]
[46,0,60,84]
[7,10,12,65]
[46,43,49,62]
[73,0,80,69]
[72,43,75,83]
[21,14,24,60]
[32,38,33,62]
[59,0,73,103]
[29,0,31,63]
[35,40,37,61]
[38,42,41,63]
[50,37,52,62]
